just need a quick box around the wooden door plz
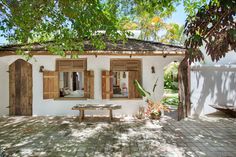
[178,57,191,120]
[9,59,32,116]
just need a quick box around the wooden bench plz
[209,105,236,118]
[72,104,122,122]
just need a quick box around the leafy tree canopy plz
[0,0,180,57]
[0,0,235,61]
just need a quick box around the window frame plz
[109,59,142,100]
[56,59,88,100]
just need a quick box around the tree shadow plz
[192,66,236,117]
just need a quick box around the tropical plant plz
[146,99,170,119]
[160,23,185,46]
[164,62,179,90]
[161,95,179,107]
[134,79,170,119]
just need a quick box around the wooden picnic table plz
[72,104,122,122]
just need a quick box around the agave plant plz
[134,79,170,119]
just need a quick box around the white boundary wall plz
[190,51,236,116]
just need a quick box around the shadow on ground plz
[0,112,235,157]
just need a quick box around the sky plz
[166,3,187,25]
[0,3,187,45]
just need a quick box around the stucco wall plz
[191,65,236,116]
[0,55,183,116]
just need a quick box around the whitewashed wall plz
[0,55,183,116]
[190,50,236,116]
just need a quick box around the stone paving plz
[0,115,235,157]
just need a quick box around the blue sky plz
[0,4,187,45]
[166,3,187,25]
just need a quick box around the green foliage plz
[161,95,179,106]
[160,23,185,46]
[1,0,233,62]
[0,0,180,57]
[184,0,236,62]
[164,62,179,90]
[133,80,151,97]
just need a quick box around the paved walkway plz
[0,115,235,157]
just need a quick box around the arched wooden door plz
[9,59,32,116]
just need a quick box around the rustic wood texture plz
[43,71,59,99]
[178,57,191,120]
[56,59,87,72]
[72,104,122,122]
[102,71,113,99]
[111,59,142,99]
[84,70,94,99]
[110,59,141,71]
[128,71,141,99]
[9,59,32,116]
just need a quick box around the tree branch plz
[204,10,230,38]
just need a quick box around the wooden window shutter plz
[56,59,87,72]
[128,71,142,99]
[102,70,113,99]
[84,70,94,99]
[43,71,59,99]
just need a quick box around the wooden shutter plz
[102,71,113,99]
[43,71,59,99]
[111,59,141,71]
[128,71,142,99]
[56,59,87,72]
[84,70,94,99]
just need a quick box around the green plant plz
[164,62,179,90]
[161,95,179,106]
[134,79,170,119]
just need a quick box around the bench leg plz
[79,109,84,122]
[109,109,113,122]
[82,109,85,119]
[79,109,82,122]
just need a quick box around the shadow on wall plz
[191,66,236,116]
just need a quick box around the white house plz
[0,38,185,116]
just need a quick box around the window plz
[43,59,94,99]
[59,72,85,98]
[112,71,129,98]
[101,59,142,99]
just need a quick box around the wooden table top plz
[72,104,122,110]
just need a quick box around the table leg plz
[109,109,113,122]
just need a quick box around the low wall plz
[190,65,236,116]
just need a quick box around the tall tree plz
[160,23,185,46]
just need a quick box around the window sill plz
[54,97,88,100]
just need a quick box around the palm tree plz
[160,23,185,46]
